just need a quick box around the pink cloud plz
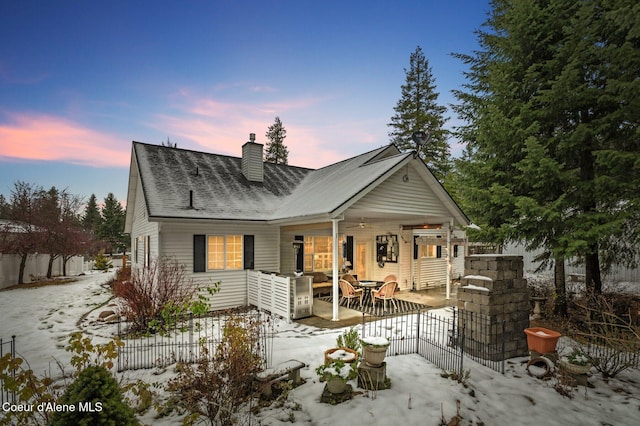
[0,113,129,167]
[155,88,359,168]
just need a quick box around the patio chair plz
[339,279,363,308]
[383,274,399,295]
[383,274,397,283]
[341,273,359,285]
[372,281,398,312]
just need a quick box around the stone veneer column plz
[457,255,529,360]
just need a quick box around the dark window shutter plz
[345,236,354,266]
[295,235,304,271]
[243,235,254,270]
[436,245,442,258]
[193,234,206,272]
[414,236,419,259]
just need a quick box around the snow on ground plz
[1,272,639,425]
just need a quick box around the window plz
[226,235,243,269]
[303,236,334,272]
[193,234,246,272]
[206,235,243,270]
[135,235,150,266]
[420,244,442,259]
[207,236,225,270]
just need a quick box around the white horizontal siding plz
[418,259,447,289]
[349,166,450,218]
[159,221,279,309]
[130,175,159,265]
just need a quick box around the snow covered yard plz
[1,272,639,425]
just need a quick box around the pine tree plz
[51,365,138,425]
[98,193,128,254]
[388,46,451,182]
[264,116,289,165]
[453,0,640,300]
[82,194,101,234]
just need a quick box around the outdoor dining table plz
[355,281,384,305]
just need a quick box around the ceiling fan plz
[345,221,369,229]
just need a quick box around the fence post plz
[459,322,465,377]
[415,310,421,354]
[189,313,194,363]
[501,320,506,374]
[117,320,121,372]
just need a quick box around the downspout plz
[332,218,341,321]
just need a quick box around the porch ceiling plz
[341,210,453,228]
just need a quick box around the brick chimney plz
[242,133,264,183]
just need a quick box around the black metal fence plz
[1,335,16,405]
[360,308,507,376]
[116,310,274,372]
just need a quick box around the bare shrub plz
[113,257,198,333]
[114,264,131,284]
[571,294,640,378]
[166,313,265,425]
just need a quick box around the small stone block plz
[358,362,391,390]
[320,383,353,404]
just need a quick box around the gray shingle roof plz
[133,142,311,221]
[130,142,439,223]
[273,147,411,219]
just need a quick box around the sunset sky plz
[0,0,490,205]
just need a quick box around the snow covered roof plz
[130,142,311,221]
[272,145,411,219]
[126,141,466,226]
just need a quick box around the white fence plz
[0,253,84,289]
[247,270,292,322]
[503,242,640,283]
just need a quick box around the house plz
[124,134,471,319]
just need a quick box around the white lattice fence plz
[247,270,292,322]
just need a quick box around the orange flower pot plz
[524,327,561,354]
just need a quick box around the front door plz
[356,241,370,280]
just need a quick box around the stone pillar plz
[457,255,529,360]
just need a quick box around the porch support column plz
[331,218,341,321]
[446,218,453,299]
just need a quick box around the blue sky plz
[0,0,490,206]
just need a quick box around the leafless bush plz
[165,313,265,425]
[571,294,640,378]
[113,257,198,333]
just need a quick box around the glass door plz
[356,241,370,280]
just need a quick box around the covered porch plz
[277,213,468,321]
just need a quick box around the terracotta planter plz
[362,344,389,367]
[324,347,358,365]
[326,377,348,394]
[524,327,561,354]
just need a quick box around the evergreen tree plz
[98,193,128,254]
[264,116,289,164]
[51,365,138,425]
[82,194,101,234]
[453,0,640,301]
[388,46,451,182]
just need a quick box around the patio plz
[298,287,458,329]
